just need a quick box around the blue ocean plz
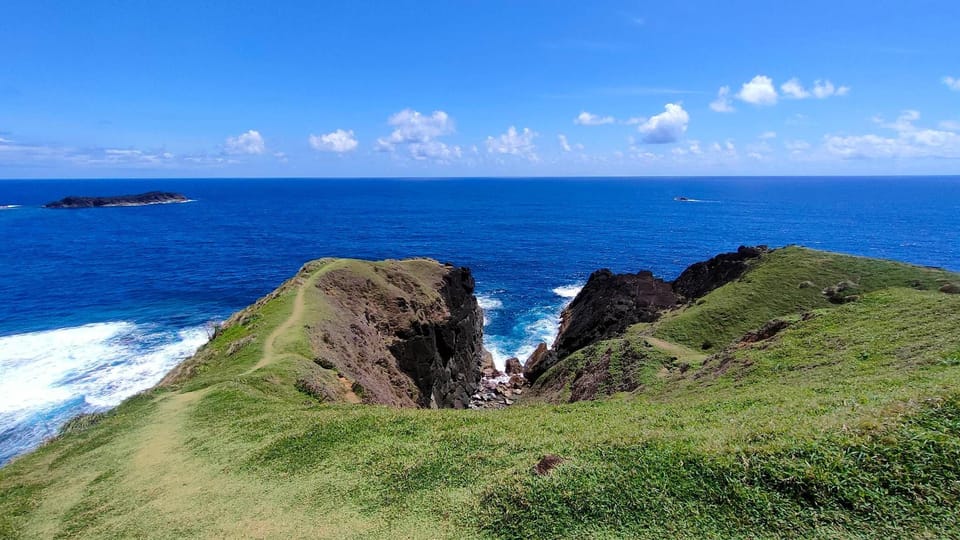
[1,177,959,464]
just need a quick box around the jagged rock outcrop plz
[302,259,484,409]
[43,191,189,208]
[388,266,484,408]
[523,246,772,385]
[524,342,558,384]
[672,245,768,300]
[553,269,677,360]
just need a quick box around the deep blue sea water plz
[2,176,960,464]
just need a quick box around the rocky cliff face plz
[389,266,485,408]
[302,259,483,409]
[672,245,768,300]
[524,246,770,384]
[525,268,676,382]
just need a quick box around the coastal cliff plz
[166,258,484,408]
[43,191,189,208]
[3,247,960,539]
[525,245,767,383]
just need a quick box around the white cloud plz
[710,140,737,157]
[759,131,777,140]
[309,129,358,153]
[574,111,615,125]
[376,109,454,150]
[408,141,462,161]
[812,80,850,98]
[224,130,265,155]
[557,134,584,153]
[709,86,734,112]
[824,110,960,159]
[0,137,191,168]
[737,75,778,106]
[671,140,703,156]
[781,78,849,100]
[486,126,538,160]
[375,109,458,161]
[637,103,689,144]
[943,76,960,91]
[780,78,809,99]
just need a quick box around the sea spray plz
[0,322,207,464]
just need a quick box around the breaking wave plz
[0,321,208,464]
[552,284,584,299]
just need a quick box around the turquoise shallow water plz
[1,176,959,464]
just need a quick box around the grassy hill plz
[2,248,960,538]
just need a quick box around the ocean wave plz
[0,321,207,463]
[552,284,584,299]
[477,295,503,310]
[484,307,561,371]
[477,294,504,326]
[0,205,21,210]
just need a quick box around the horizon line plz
[3,174,960,181]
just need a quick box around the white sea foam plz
[484,307,562,371]
[0,322,207,460]
[477,295,503,310]
[477,294,504,326]
[552,284,584,299]
[0,204,21,210]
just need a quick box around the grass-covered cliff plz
[2,247,960,539]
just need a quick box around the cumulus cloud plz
[224,130,265,155]
[943,76,960,91]
[709,86,734,112]
[408,141,462,161]
[557,134,584,153]
[824,110,960,159]
[574,111,615,125]
[375,109,459,161]
[486,126,538,160]
[781,78,849,99]
[812,80,849,98]
[309,129,358,153]
[636,103,689,144]
[376,109,453,149]
[737,75,778,106]
[780,78,809,99]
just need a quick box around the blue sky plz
[2,0,959,177]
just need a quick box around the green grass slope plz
[2,250,960,539]
[655,246,957,353]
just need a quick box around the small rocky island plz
[43,191,189,209]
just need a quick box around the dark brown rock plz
[388,266,485,409]
[940,283,960,294]
[552,269,677,360]
[504,357,523,375]
[532,454,564,476]
[523,342,558,384]
[672,245,769,300]
[740,319,791,344]
[481,349,502,378]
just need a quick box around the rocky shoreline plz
[43,191,190,209]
